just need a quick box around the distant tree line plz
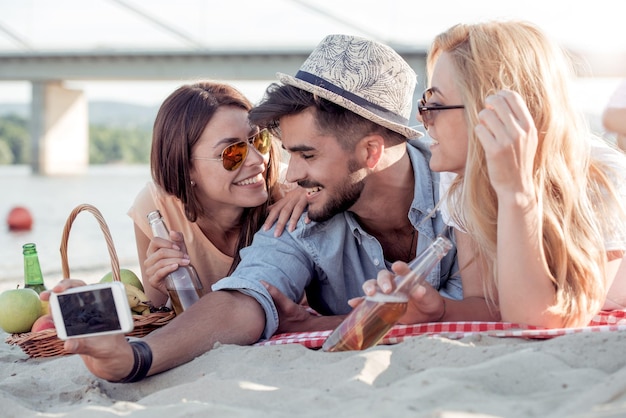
[0,115,151,165]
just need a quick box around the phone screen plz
[56,287,123,337]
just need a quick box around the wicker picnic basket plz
[6,203,175,358]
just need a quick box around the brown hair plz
[150,81,280,272]
[249,83,406,148]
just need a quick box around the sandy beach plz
[4,171,626,417]
[4,175,626,417]
[3,321,626,417]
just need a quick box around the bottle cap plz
[22,243,37,254]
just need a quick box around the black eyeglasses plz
[192,129,272,171]
[417,89,464,129]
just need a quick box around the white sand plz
[3,264,626,416]
[3,328,626,417]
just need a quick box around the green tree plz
[0,140,14,164]
[0,115,29,164]
[0,115,152,165]
[89,124,151,164]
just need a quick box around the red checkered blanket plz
[255,309,626,349]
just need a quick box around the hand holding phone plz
[50,282,134,340]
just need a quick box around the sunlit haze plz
[1,0,624,115]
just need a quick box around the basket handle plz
[60,203,121,282]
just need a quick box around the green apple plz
[100,268,144,292]
[0,288,42,333]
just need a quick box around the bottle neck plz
[150,218,170,239]
[393,236,452,294]
[24,254,44,285]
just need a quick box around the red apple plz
[31,314,56,333]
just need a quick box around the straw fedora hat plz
[277,34,422,139]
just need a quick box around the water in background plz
[1,165,151,291]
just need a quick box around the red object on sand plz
[7,206,33,231]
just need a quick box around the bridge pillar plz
[30,81,88,175]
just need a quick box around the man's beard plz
[307,158,364,222]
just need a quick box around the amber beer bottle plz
[22,243,47,294]
[322,235,453,352]
[147,210,204,315]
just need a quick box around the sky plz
[0,0,625,112]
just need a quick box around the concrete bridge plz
[0,48,429,175]
[2,47,623,175]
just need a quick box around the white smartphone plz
[50,282,134,340]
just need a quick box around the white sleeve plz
[607,80,626,108]
[438,171,461,230]
[590,138,626,251]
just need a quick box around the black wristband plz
[115,340,153,383]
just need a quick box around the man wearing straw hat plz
[51,34,471,383]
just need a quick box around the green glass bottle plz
[22,243,47,294]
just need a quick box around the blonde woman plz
[370,20,626,328]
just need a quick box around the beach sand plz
[3,327,626,417]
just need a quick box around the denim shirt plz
[212,140,460,340]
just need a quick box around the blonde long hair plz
[428,21,622,325]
